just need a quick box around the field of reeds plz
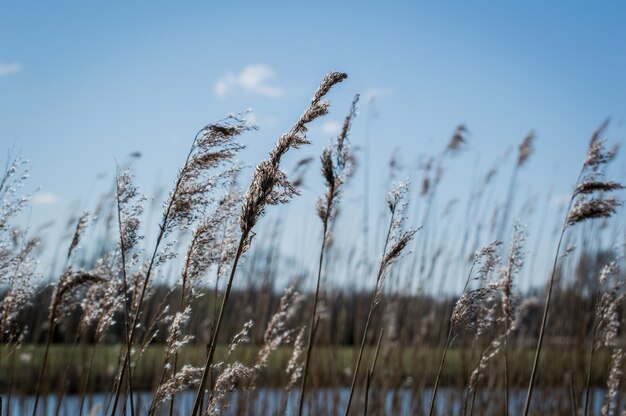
[1,71,625,415]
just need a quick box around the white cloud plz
[215,64,283,98]
[322,120,342,135]
[0,62,22,77]
[33,192,59,206]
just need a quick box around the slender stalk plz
[32,303,57,416]
[110,132,200,415]
[522,196,573,415]
[34,218,86,416]
[166,292,187,416]
[428,325,454,416]
[110,215,163,415]
[499,131,534,244]
[582,283,603,416]
[126,283,181,410]
[53,335,80,416]
[114,172,136,416]
[190,71,347,416]
[363,329,384,416]
[496,165,518,243]
[582,350,596,416]
[525,124,620,414]
[502,236,519,416]
[345,214,395,415]
[191,235,246,416]
[345,297,377,416]
[287,317,319,415]
[6,345,17,416]
[361,100,373,271]
[363,372,372,416]
[429,262,477,416]
[297,221,328,416]
[461,385,470,416]
[468,382,479,416]
[299,93,357,415]
[149,230,198,416]
[503,324,509,416]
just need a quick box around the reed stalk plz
[523,121,623,415]
[363,328,384,416]
[190,72,347,416]
[345,180,415,415]
[298,94,358,416]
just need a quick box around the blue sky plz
[1,2,625,290]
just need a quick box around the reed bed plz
[0,71,625,416]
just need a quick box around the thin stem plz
[345,213,395,416]
[583,303,601,416]
[191,235,246,416]
[428,326,454,416]
[110,214,162,415]
[149,231,198,416]
[461,385,470,416]
[523,193,575,415]
[111,131,200,415]
[363,329,384,416]
[6,344,17,416]
[345,297,376,416]
[363,372,372,416]
[503,262,515,416]
[297,221,328,416]
[115,173,136,416]
[468,382,479,416]
[497,165,519,243]
[503,324,509,416]
[429,262,476,416]
[54,333,80,416]
[32,303,57,416]
[33,231,78,415]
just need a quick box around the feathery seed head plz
[240,72,347,248]
[54,271,105,323]
[517,131,535,167]
[567,121,623,231]
[317,94,359,244]
[451,282,500,329]
[474,240,503,280]
[225,320,253,360]
[116,169,145,255]
[152,365,203,411]
[445,124,468,155]
[386,179,410,214]
[67,212,89,260]
[166,116,250,233]
[602,348,623,416]
[285,326,306,391]
[208,362,254,415]
[574,181,624,196]
[567,197,621,227]
[584,119,611,170]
